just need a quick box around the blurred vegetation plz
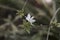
[0,0,60,40]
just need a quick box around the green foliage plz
[16,9,32,33]
[17,10,24,18]
[0,0,60,40]
[22,20,31,33]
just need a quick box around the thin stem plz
[46,1,56,40]
[46,25,52,40]
[46,6,60,40]
[22,0,28,10]
[50,8,60,24]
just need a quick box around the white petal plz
[26,16,30,21]
[31,16,34,19]
[31,20,36,23]
[27,13,31,19]
[26,13,31,21]
[29,18,35,23]
[25,13,36,24]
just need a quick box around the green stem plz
[22,0,28,10]
[46,4,60,40]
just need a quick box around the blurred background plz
[0,0,60,40]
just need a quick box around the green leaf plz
[23,20,31,33]
[17,10,24,18]
[51,18,57,25]
[57,23,60,27]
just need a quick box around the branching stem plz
[46,6,60,40]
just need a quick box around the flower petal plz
[25,13,36,25]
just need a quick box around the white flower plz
[25,13,36,25]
